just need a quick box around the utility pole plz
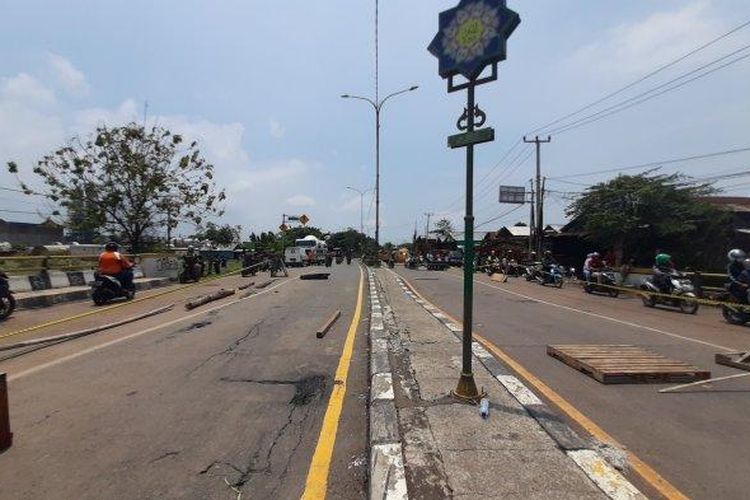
[528,178,534,256]
[424,212,434,239]
[523,135,551,254]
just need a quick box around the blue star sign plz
[428,0,520,81]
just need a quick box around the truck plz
[284,235,327,267]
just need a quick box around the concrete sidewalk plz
[368,268,644,499]
[14,277,172,309]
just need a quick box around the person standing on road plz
[98,242,134,291]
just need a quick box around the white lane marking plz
[441,273,735,352]
[496,375,544,406]
[371,372,395,401]
[567,449,645,500]
[370,443,408,500]
[9,279,295,382]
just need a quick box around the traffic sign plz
[279,223,288,232]
[299,214,310,225]
[448,127,494,149]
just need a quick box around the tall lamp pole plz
[341,85,418,246]
[346,186,373,235]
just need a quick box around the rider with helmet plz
[98,242,134,291]
[652,252,675,294]
[727,249,748,300]
[583,252,603,282]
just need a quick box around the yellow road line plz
[0,268,248,341]
[397,271,688,500]
[301,265,364,500]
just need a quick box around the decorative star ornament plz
[428,0,520,80]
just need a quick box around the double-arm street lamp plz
[341,85,418,245]
[346,186,373,235]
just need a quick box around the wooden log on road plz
[237,282,255,291]
[185,289,235,310]
[0,304,175,352]
[255,280,274,289]
[300,273,330,280]
[316,310,342,339]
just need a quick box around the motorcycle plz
[719,285,750,325]
[523,265,538,282]
[91,273,135,306]
[0,271,16,320]
[536,264,564,288]
[583,269,619,297]
[640,272,699,314]
[484,258,502,277]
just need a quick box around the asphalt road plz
[0,263,367,499]
[394,266,750,500]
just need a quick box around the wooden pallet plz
[547,344,711,384]
[715,351,750,372]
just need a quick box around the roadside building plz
[0,219,63,247]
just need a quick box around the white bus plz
[284,235,327,266]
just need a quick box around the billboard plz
[498,185,525,204]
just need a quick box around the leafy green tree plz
[566,172,730,268]
[195,223,242,247]
[7,123,226,252]
[327,228,377,255]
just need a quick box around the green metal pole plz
[454,83,481,401]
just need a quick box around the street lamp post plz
[341,85,418,246]
[346,186,373,235]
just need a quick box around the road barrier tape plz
[0,261,270,342]
[470,266,750,311]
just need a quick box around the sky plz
[1,0,750,243]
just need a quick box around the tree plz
[195,223,242,247]
[7,123,226,252]
[327,229,377,255]
[566,172,730,268]
[434,218,455,241]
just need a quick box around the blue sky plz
[1,0,749,243]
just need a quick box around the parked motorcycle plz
[536,265,564,288]
[640,272,699,314]
[583,269,619,297]
[91,273,135,306]
[523,265,538,282]
[719,285,750,325]
[0,271,16,320]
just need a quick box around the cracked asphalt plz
[0,264,368,499]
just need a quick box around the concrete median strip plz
[367,269,408,500]
[389,270,649,500]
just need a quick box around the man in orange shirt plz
[98,242,134,291]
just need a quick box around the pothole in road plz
[219,374,327,407]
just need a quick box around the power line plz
[527,18,750,136]
[549,47,750,136]
[548,146,750,180]
[476,204,524,229]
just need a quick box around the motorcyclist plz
[182,246,204,280]
[727,249,747,300]
[583,252,603,283]
[98,242,134,291]
[731,258,750,304]
[541,250,557,271]
[652,252,676,294]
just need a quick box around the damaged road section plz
[201,374,328,498]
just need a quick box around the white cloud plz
[269,118,285,139]
[569,1,725,77]
[47,53,88,93]
[1,73,55,106]
[286,194,316,207]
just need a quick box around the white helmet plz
[728,249,746,262]
[743,258,750,270]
